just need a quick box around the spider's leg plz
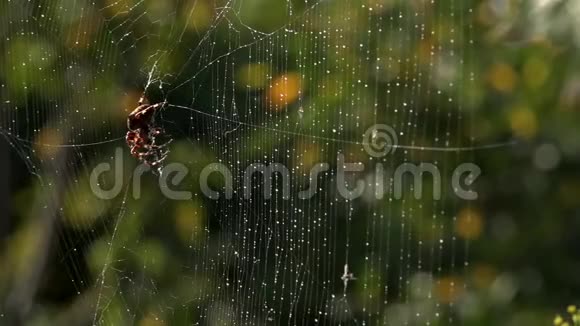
[149,102,164,110]
[148,128,168,147]
[134,143,157,159]
[138,151,158,163]
[143,142,165,155]
[149,155,168,169]
[161,138,173,146]
[156,149,170,161]
[130,146,142,158]
[148,139,173,150]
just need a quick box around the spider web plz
[0,0,489,324]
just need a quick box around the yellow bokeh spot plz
[175,201,206,246]
[435,277,464,304]
[523,56,550,90]
[471,264,496,289]
[63,185,108,230]
[267,72,302,110]
[34,128,64,159]
[183,0,213,32]
[139,312,166,326]
[488,63,517,93]
[236,63,272,90]
[509,106,538,139]
[455,207,483,240]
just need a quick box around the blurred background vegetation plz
[1,0,580,325]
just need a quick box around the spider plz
[126,97,171,171]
